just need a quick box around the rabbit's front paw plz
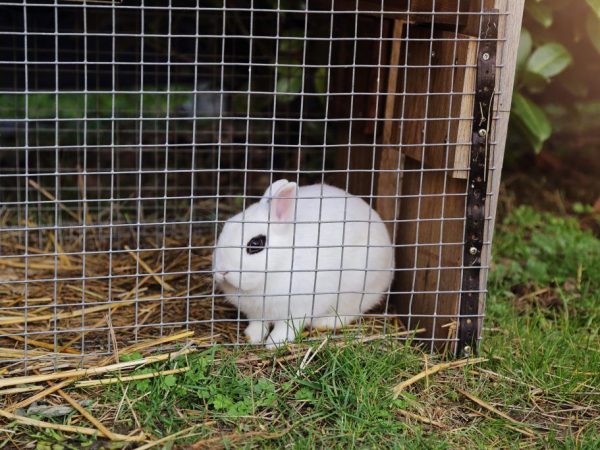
[265,326,291,349]
[265,319,303,349]
[244,321,269,344]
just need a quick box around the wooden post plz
[477,0,525,334]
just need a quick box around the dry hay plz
[0,199,406,375]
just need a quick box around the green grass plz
[3,206,600,449]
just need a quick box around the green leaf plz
[133,379,150,392]
[516,28,532,71]
[276,68,303,103]
[162,374,177,387]
[526,43,572,81]
[294,387,316,402]
[526,1,553,28]
[586,14,600,55]
[212,393,233,410]
[573,202,594,214]
[586,0,600,18]
[229,400,252,416]
[511,93,552,153]
[253,377,275,395]
[120,351,144,362]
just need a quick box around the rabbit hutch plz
[0,0,524,372]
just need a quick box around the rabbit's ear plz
[260,179,289,204]
[271,181,297,222]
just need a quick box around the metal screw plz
[482,52,490,61]
[469,246,478,255]
[478,128,487,137]
[464,345,472,356]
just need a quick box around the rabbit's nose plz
[215,271,229,282]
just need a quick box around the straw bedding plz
[0,199,402,374]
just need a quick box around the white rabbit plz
[213,179,394,349]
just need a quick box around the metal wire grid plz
[0,0,510,369]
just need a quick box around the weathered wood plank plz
[453,38,478,179]
[394,157,466,347]
[376,19,405,236]
[400,27,476,171]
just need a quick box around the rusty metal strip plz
[457,10,498,357]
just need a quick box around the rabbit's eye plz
[246,235,266,255]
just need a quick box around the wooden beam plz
[376,19,405,236]
[310,0,471,29]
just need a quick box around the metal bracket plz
[457,10,498,357]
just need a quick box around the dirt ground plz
[500,145,600,235]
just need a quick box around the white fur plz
[213,179,395,349]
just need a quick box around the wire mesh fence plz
[0,0,520,372]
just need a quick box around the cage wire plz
[0,0,514,372]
